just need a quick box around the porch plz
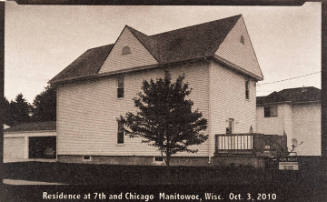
[214,133,287,158]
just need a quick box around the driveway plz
[2,178,66,185]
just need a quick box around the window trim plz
[240,35,245,45]
[122,46,131,55]
[154,156,164,162]
[245,80,250,100]
[264,105,278,118]
[117,75,124,98]
[226,118,234,135]
[82,155,92,161]
[153,156,165,165]
[117,121,124,144]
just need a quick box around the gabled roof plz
[257,87,321,105]
[149,15,240,63]
[51,44,114,83]
[50,15,251,84]
[4,121,56,133]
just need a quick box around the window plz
[245,80,250,100]
[117,75,124,98]
[226,118,234,134]
[154,156,164,162]
[117,121,124,144]
[83,155,92,161]
[264,105,278,117]
[240,35,245,45]
[122,46,131,55]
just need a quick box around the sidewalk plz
[2,178,66,185]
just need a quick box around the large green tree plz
[31,85,56,122]
[119,71,208,166]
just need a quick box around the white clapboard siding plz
[256,104,292,136]
[4,137,25,162]
[256,102,321,156]
[3,131,56,162]
[292,103,321,156]
[57,61,209,157]
[208,61,257,157]
[215,16,263,79]
[99,27,158,74]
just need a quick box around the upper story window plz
[122,46,131,55]
[117,75,124,98]
[240,35,245,45]
[264,105,278,117]
[117,121,124,144]
[245,80,250,100]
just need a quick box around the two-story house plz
[256,87,321,157]
[50,15,266,166]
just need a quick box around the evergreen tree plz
[10,93,31,125]
[119,71,208,166]
[31,85,56,122]
[0,97,12,126]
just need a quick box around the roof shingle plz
[4,121,56,133]
[50,15,243,84]
[257,87,321,105]
[51,44,114,83]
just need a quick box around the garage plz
[4,121,56,163]
[29,136,56,159]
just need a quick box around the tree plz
[31,85,56,122]
[10,93,31,125]
[119,71,208,166]
[0,97,12,126]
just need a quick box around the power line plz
[257,71,321,86]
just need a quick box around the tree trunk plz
[165,151,172,184]
[166,152,170,167]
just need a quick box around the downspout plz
[207,58,212,164]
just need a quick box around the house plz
[3,121,56,163]
[256,87,321,157]
[49,15,280,167]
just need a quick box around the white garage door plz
[4,137,25,162]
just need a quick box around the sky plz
[5,2,321,103]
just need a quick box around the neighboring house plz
[3,121,56,163]
[256,87,321,156]
[50,15,270,166]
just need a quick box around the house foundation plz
[57,155,210,166]
[211,155,266,168]
[57,155,269,168]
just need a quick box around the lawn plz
[1,161,325,202]
[1,161,308,185]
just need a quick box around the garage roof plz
[4,121,56,133]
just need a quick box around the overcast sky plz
[5,2,321,103]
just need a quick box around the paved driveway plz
[2,179,66,185]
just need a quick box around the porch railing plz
[215,133,287,156]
